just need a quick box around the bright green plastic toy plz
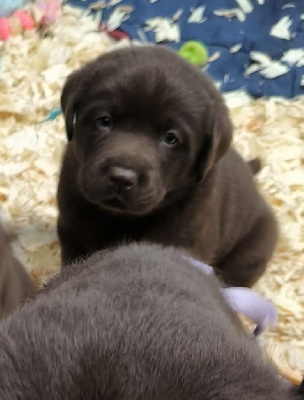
[178,41,209,66]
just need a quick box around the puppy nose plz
[108,166,138,191]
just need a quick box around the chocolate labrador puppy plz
[0,220,34,318]
[0,244,299,399]
[57,45,278,286]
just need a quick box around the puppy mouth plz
[100,195,160,215]
[102,197,128,212]
[80,181,163,214]
[78,169,165,215]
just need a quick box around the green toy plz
[178,41,209,66]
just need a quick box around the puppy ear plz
[61,72,79,142]
[196,102,233,182]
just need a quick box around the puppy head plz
[61,46,232,215]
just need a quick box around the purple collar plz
[184,256,277,336]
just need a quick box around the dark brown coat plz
[0,244,299,399]
[57,45,278,286]
[0,221,34,318]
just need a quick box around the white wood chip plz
[235,0,253,14]
[172,9,184,22]
[270,16,293,40]
[281,48,304,66]
[248,52,290,79]
[244,63,262,76]
[214,8,245,22]
[208,51,221,62]
[282,3,295,9]
[188,6,207,23]
[106,7,132,32]
[1,163,31,178]
[107,0,122,7]
[19,229,58,252]
[145,18,180,43]
[41,64,70,85]
[287,348,304,372]
[34,157,60,177]
[230,44,242,53]
[224,89,251,108]
[89,1,106,11]
[250,51,272,65]
[259,62,290,79]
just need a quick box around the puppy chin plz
[84,188,165,216]
[99,196,162,216]
[100,185,167,215]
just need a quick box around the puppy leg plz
[217,214,278,287]
[57,218,88,268]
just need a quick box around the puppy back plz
[0,244,296,399]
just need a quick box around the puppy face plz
[61,46,232,214]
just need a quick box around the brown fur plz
[0,244,299,399]
[57,45,278,286]
[0,220,34,318]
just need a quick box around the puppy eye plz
[95,114,112,130]
[161,130,180,147]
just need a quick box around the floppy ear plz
[61,72,79,142]
[195,101,233,182]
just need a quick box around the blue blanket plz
[67,0,304,98]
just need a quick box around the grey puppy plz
[57,45,277,287]
[0,244,299,399]
[0,220,34,318]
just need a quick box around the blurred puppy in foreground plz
[0,243,301,399]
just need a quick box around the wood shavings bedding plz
[0,5,303,375]
[228,95,304,373]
